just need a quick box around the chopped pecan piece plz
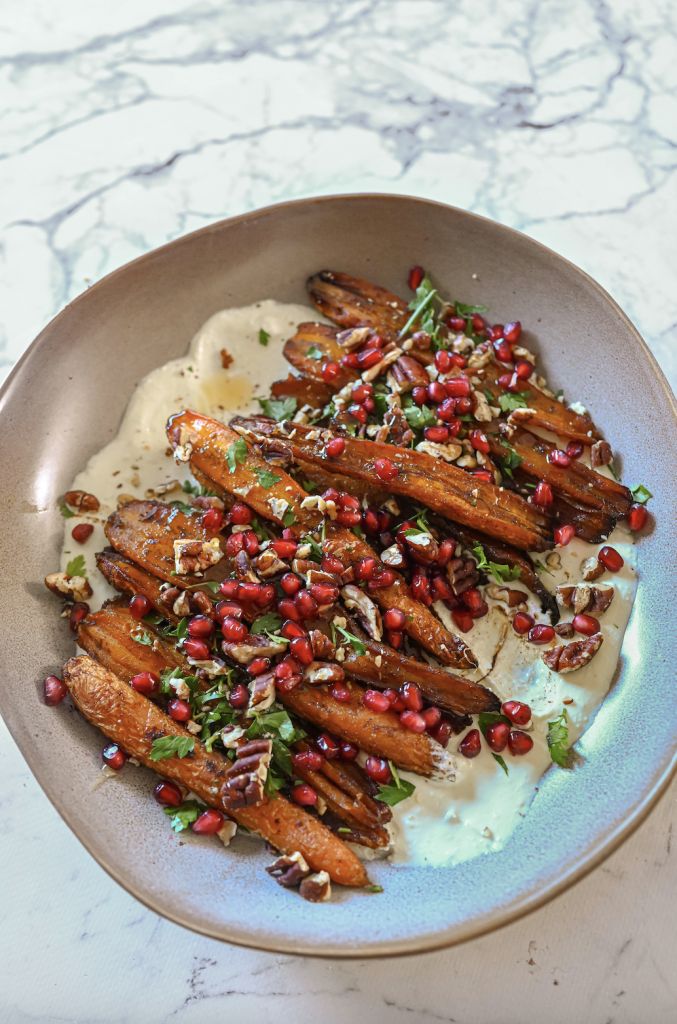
[249,671,276,711]
[391,354,430,393]
[382,405,414,446]
[299,870,332,902]
[308,629,336,660]
[45,571,92,602]
[266,850,310,888]
[446,556,479,596]
[222,738,272,810]
[415,440,463,462]
[336,326,371,350]
[581,556,605,581]
[64,489,100,513]
[403,531,439,566]
[486,584,526,608]
[173,537,223,575]
[192,494,225,511]
[223,637,286,665]
[554,621,575,639]
[172,590,192,616]
[557,583,614,615]
[304,661,346,685]
[590,439,612,467]
[542,633,603,673]
[191,590,214,616]
[341,585,382,641]
[252,549,288,578]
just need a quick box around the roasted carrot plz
[270,374,334,409]
[78,601,185,678]
[283,322,355,388]
[105,500,217,585]
[307,270,410,338]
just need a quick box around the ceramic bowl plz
[1,194,674,956]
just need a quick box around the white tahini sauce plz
[61,301,637,869]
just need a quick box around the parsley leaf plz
[182,480,215,497]
[306,345,324,360]
[335,625,367,655]
[257,396,297,422]
[59,502,75,519]
[247,708,304,745]
[472,543,520,583]
[498,392,530,413]
[377,777,416,805]
[478,711,510,734]
[282,508,296,528]
[400,276,438,339]
[226,438,248,473]
[366,884,384,893]
[453,300,488,317]
[251,612,282,635]
[149,735,195,761]
[498,439,522,478]
[258,328,270,347]
[547,709,571,768]
[402,398,438,432]
[131,627,154,647]
[65,554,87,578]
[164,800,201,832]
[255,466,281,489]
[492,753,509,776]
[630,483,652,504]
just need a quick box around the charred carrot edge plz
[167,410,476,668]
[64,656,367,887]
[307,271,410,338]
[96,550,172,614]
[270,374,334,409]
[231,415,551,553]
[550,493,615,543]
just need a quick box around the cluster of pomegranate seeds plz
[102,743,126,770]
[459,699,533,760]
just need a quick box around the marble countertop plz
[0,2,674,1021]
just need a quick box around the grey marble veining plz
[0,1,674,1022]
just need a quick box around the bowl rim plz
[1,191,675,958]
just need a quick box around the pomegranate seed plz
[219,579,241,599]
[400,709,427,733]
[362,508,380,533]
[248,657,271,676]
[154,780,182,807]
[434,350,452,373]
[598,545,624,572]
[289,635,314,666]
[357,348,382,370]
[188,615,214,638]
[469,429,490,454]
[374,457,398,481]
[424,425,450,443]
[271,539,297,559]
[400,681,423,711]
[489,324,504,341]
[215,599,243,621]
[512,611,534,635]
[408,265,424,290]
[202,508,224,533]
[461,587,483,613]
[229,503,253,526]
[277,598,301,621]
[438,538,455,566]
[628,504,648,532]
[427,381,446,404]
[310,582,339,606]
[498,372,513,389]
[452,609,474,633]
[573,612,600,636]
[447,315,466,332]
[422,706,442,729]
[455,396,473,415]
[330,682,351,703]
[502,700,532,726]
[321,360,340,383]
[431,574,453,601]
[281,527,296,541]
[225,532,245,557]
[437,397,459,422]
[363,689,391,713]
[192,809,225,834]
[493,340,513,363]
[514,359,533,380]
[444,376,471,398]
[472,469,493,483]
[471,313,486,333]
[280,619,306,640]
[336,506,362,526]
[102,743,126,770]
[503,321,522,343]
[508,730,533,756]
[326,437,346,459]
[291,783,318,806]
[547,449,571,468]
[277,573,300,598]
[168,698,191,722]
[295,590,319,619]
[387,629,403,649]
[383,688,405,712]
[221,616,248,642]
[411,385,429,405]
[450,353,467,368]
[316,733,339,759]
[355,557,376,581]
[533,481,553,508]
[485,722,510,752]
[383,607,406,630]
[242,531,260,557]
[411,572,432,605]
[430,720,452,747]
[565,440,584,459]
[362,396,376,414]
[129,594,152,620]
[528,624,555,644]
[554,523,576,546]
[321,554,345,575]
[43,674,67,705]
[69,602,89,632]
[364,756,391,784]
[458,729,481,758]
[130,671,159,696]
[339,741,358,761]
[368,566,396,591]
[71,522,94,543]
[229,683,250,709]
[183,637,211,660]
[341,351,359,369]
[352,383,374,403]
[293,749,324,771]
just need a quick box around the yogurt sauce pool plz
[60,300,637,869]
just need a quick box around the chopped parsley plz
[226,438,248,473]
[282,508,296,527]
[547,709,571,768]
[498,391,530,413]
[258,328,270,347]
[498,439,522,478]
[257,396,297,422]
[399,275,439,340]
[492,753,509,775]
[334,625,367,656]
[182,480,215,497]
[65,554,87,578]
[131,627,154,647]
[402,397,437,432]
[149,735,195,761]
[365,884,384,894]
[255,466,282,489]
[306,345,324,360]
[472,543,520,584]
[164,800,202,832]
[376,776,416,806]
[59,502,75,519]
[453,300,487,318]
[251,612,282,635]
[630,483,652,504]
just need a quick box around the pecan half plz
[304,661,346,685]
[341,585,382,641]
[64,489,100,513]
[581,556,605,582]
[557,583,614,615]
[590,439,612,467]
[380,543,406,569]
[554,621,575,639]
[403,531,439,566]
[486,584,526,608]
[299,870,332,903]
[266,851,310,888]
[308,629,336,660]
[336,326,371,350]
[222,738,272,810]
[173,537,223,575]
[391,355,430,393]
[45,571,92,602]
[248,671,276,711]
[542,633,603,673]
[446,556,479,596]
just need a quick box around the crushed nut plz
[341,585,382,640]
[253,549,288,578]
[554,621,575,639]
[172,591,192,617]
[308,629,336,659]
[336,326,371,350]
[590,439,612,467]
[391,355,430,393]
[486,584,526,608]
[545,552,562,570]
[173,537,223,576]
[64,489,100,513]
[380,543,406,569]
[266,850,311,888]
[581,556,605,581]
[217,820,237,846]
[248,671,276,711]
[222,738,272,810]
[304,661,346,684]
[471,389,494,422]
[403,530,439,566]
[45,571,92,602]
[299,870,332,902]
[223,636,286,665]
[557,583,614,615]
[542,633,604,673]
[416,440,463,463]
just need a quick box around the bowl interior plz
[1,194,674,955]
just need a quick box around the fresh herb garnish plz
[492,753,509,775]
[65,554,87,578]
[498,392,530,413]
[282,508,296,528]
[547,709,571,768]
[399,275,439,339]
[258,328,270,347]
[59,502,75,519]
[257,396,297,422]
[402,397,438,432]
[630,483,652,504]
[377,777,416,806]
[149,735,195,761]
[164,800,201,832]
[255,467,281,489]
[453,300,488,318]
[306,345,324,360]
[498,439,522,478]
[183,580,221,594]
[366,884,384,893]
[131,627,154,647]
[472,543,520,583]
[182,480,215,497]
[251,612,282,635]
[226,438,248,473]
[335,625,367,656]
[163,616,188,640]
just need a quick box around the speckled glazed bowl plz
[1,194,675,956]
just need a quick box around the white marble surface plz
[0,1,675,1021]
